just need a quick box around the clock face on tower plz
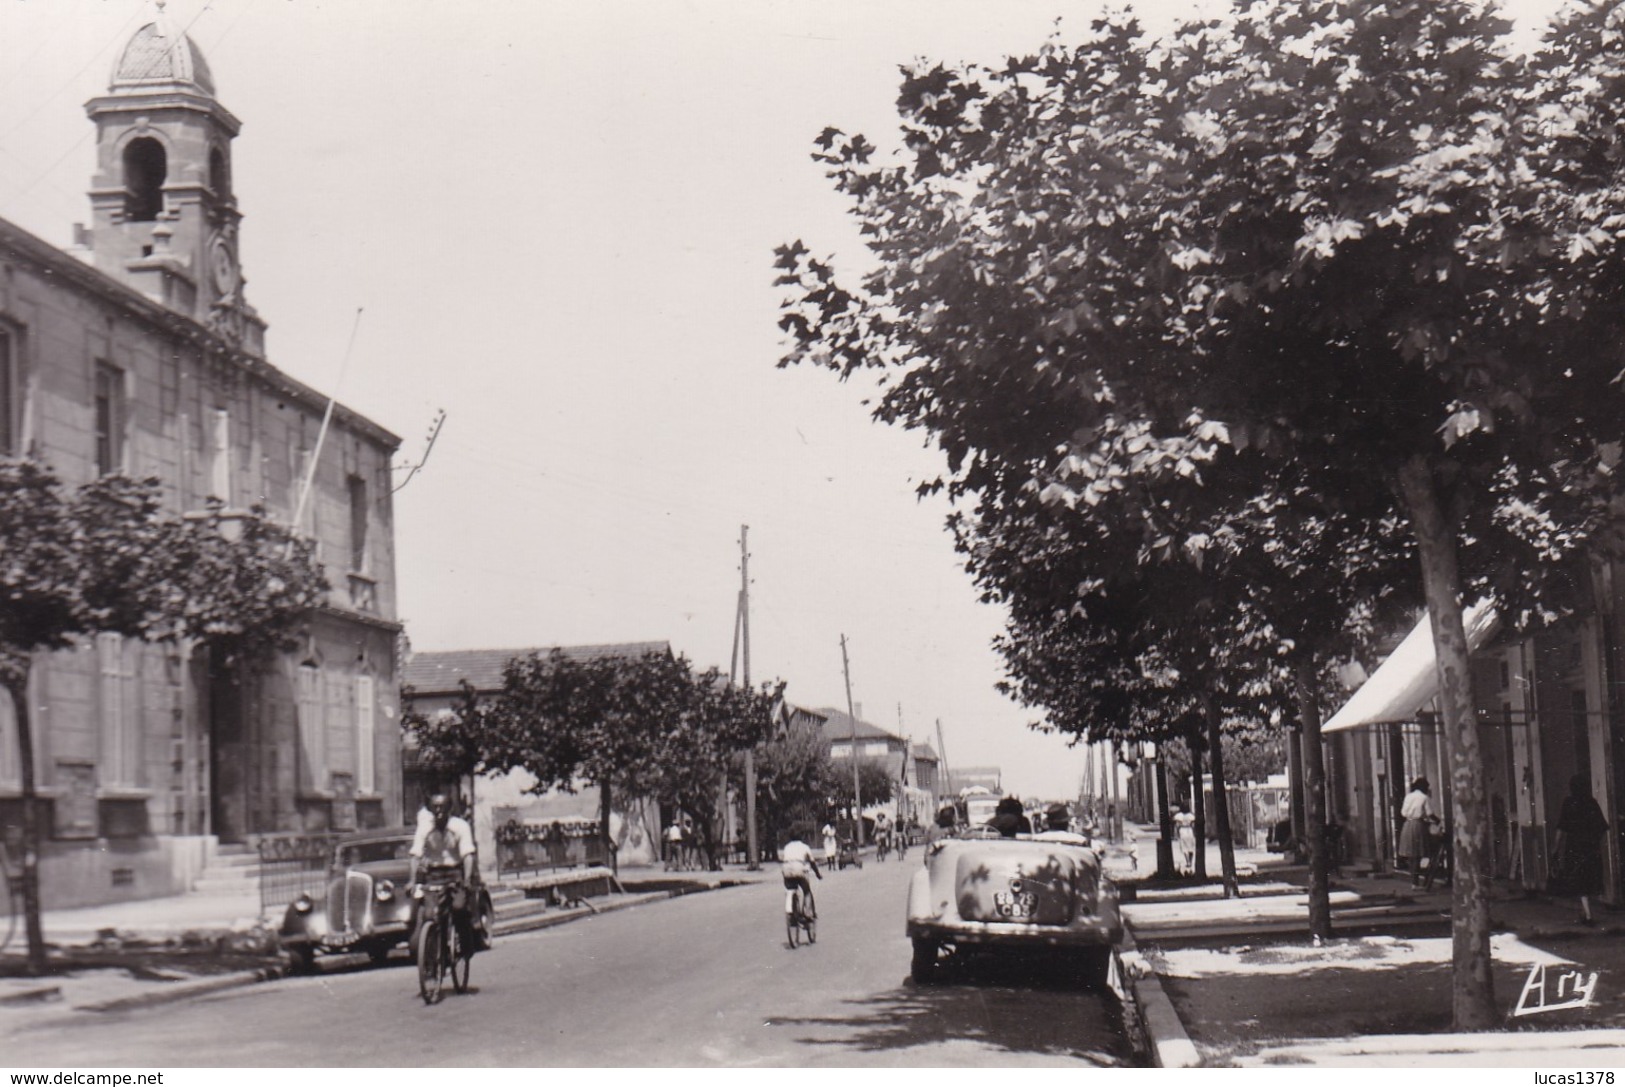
[209,237,238,295]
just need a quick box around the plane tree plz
[482,649,780,870]
[778,0,1625,1026]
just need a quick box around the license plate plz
[993,891,1037,919]
[321,931,357,948]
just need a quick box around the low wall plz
[23,835,217,910]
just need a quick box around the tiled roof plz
[817,707,902,745]
[402,642,672,694]
[911,742,939,763]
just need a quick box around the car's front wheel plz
[910,937,940,984]
[285,944,315,975]
[1074,947,1113,990]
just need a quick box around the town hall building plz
[0,15,403,907]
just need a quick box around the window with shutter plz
[355,674,375,794]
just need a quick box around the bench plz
[503,866,619,909]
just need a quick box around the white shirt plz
[780,840,815,878]
[411,813,475,866]
[1401,790,1435,822]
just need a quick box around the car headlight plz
[375,879,395,902]
[411,883,425,900]
[292,894,314,914]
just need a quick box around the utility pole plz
[740,525,759,869]
[935,719,950,798]
[841,635,861,841]
[1109,739,1123,843]
[897,702,907,828]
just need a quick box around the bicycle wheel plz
[786,895,801,948]
[804,915,816,945]
[417,919,443,1005]
[450,920,471,994]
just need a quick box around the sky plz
[0,0,1563,801]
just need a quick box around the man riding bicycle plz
[779,834,823,919]
[410,793,483,950]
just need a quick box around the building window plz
[93,361,124,476]
[97,633,136,788]
[296,662,325,791]
[355,674,375,795]
[0,327,15,456]
[348,474,368,573]
[209,407,231,503]
[123,137,166,222]
[863,741,889,757]
[208,146,231,200]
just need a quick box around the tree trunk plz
[1203,691,1240,899]
[1295,658,1333,941]
[1186,721,1208,881]
[599,781,617,877]
[1154,749,1177,879]
[1397,455,1496,1030]
[4,671,46,975]
[1287,728,1307,855]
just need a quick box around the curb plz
[492,890,672,938]
[0,984,62,1006]
[79,963,289,1014]
[1121,924,1202,1069]
[23,881,745,1015]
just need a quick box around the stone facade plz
[0,16,401,908]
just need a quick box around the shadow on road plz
[767,959,1136,1065]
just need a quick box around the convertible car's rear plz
[906,837,1122,985]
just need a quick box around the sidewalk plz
[1112,821,1625,1067]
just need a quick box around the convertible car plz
[905,832,1123,987]
[278,827,494,973]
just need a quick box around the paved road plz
[4,857,1135,1067]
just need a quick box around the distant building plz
[0,15,401,908]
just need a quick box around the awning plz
[1322,599,1501,733]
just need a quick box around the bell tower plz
[83,3,265,355]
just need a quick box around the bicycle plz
[1419,834,1452,891]
[785,883,816,948]
[413,879,473,1004]
[875,835,891,863]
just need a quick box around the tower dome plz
[110,20,215,97]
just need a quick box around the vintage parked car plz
[278,827,494,973]
[905,832,1123,987]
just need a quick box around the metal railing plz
[254,832,341,915]
[494,821,609,879]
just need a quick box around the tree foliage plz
[777,0,1625,1027]
[736,722,840,849]
[830,758,895,811]
[0,460,327,973]
[481,648,783,868]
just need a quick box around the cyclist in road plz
[779,833,823,919]
[411,793,483,949]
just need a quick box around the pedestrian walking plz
[1398,777,1439,887]
[821,821,838,870]
[924,806,956,851]
[1553,773,1609,925]
[665,817,684,871]
[1174,804,1196,875]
